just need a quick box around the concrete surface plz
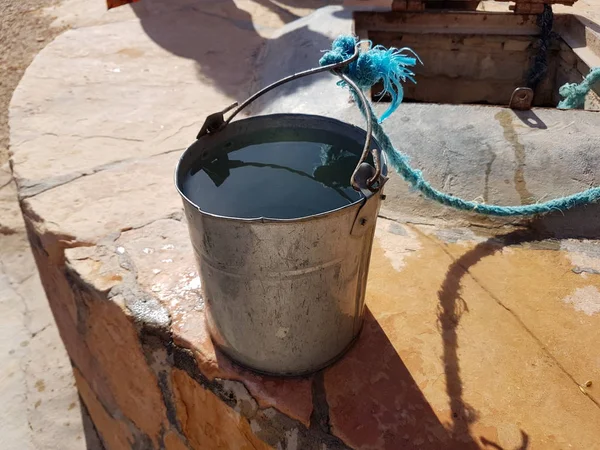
[254,6,600,233]
[1,1,337,449]
[0,0,101,448]
[0,164,97,450]
[6,1,600,449]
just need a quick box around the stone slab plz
[59,216,600,449]
[11,0,338,198]
[9,3,600,450]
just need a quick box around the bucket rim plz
[174,113,387,223]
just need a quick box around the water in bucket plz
[176,113,385,375]
[181,131,367,219]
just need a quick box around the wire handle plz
[196,44,383,192]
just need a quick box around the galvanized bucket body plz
[176,114,386,375]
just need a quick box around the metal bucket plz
[175,46,388,375]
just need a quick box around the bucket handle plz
[195,43,383,193]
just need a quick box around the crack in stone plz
[156,370,183,435]
[69,134,145,143]
[14,131,144,148]
[378,213,527,234]
[309,371,331,434]
[482,143,497,204]
[120,211,184,235]
[172,346,237,408]
[15,76,203,87]
[30,324,49,339]
[171,345,351,449]
[157,120,200,144]
[572,266,600,275]
[378,213,440,228]
[18,146,185,199]
[0,176,13,190]
[0,258,49,338]
[465,220,527,231]
[14,271,35,287]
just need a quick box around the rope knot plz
[319,51,345,67]
[319,35,357,68]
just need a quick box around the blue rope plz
[320,36,600,217]
[557,67,600,109]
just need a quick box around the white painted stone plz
[563,285,600,316]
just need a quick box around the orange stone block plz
[84,295,167,446]
[171,369,272,450]
[74,368,134,449]
[322,220,600,449]
[163,430,190,450]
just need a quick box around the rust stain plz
[495,110,534,205]
[107,0,139,10]
[171,369,271,450]
[117,48,144,58]
[482,143,496,204]
[35,379,46,392]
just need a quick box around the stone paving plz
[5,0,600,449]
[0,1,101,448]
[0,1,336,448]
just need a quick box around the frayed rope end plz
[319,35,421,123]
[557,67,600,110]
[319,35,600,217]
